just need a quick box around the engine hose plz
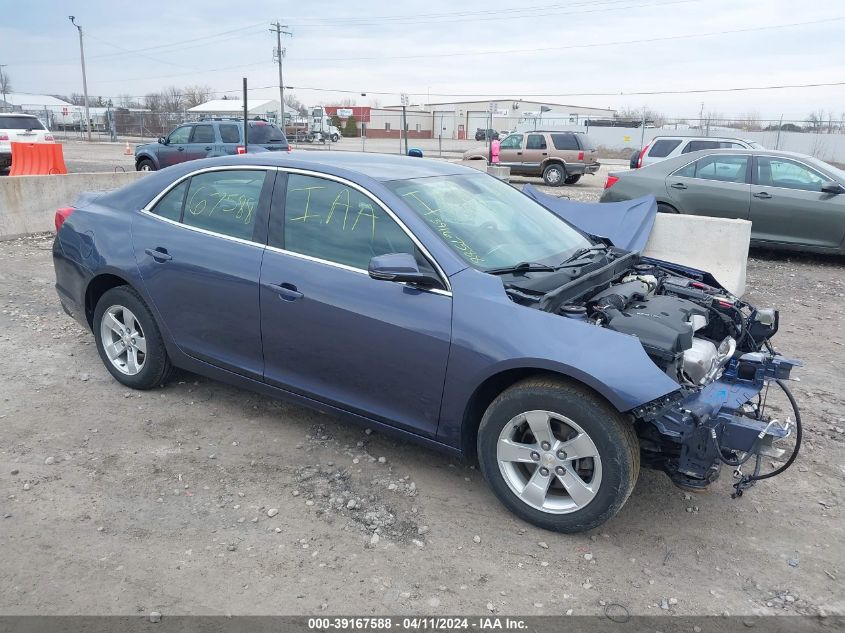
[740,379,802,483]
[710,429,760,467]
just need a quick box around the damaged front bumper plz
[637,352,801,493]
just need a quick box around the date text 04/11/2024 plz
[306,617,529,630]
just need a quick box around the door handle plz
[273,282,303,301]
[144,247,172,262]
[670,182,688,190]
[204,146,212,151]
[541,152,548,156]
[177,147,185,151]
[516,151,523,155]
[753,191,772,199]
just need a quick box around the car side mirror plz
[158,137,167,145]
[821,181,845,195]
[368,253,439,287]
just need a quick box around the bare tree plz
[368,98,382,108]
[68,93,87,106]
[117,93,142,109]
[160,86,184,112]
[284,92,307,116]
[183,84,214,109]
[143,93,163,111]
[616,105,664,126]
[336,97,357,107]
[807,110,825,131]
[0,68,11,106]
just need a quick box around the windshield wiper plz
[558,245,608,267]
[486,261,557,275]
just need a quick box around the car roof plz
[671,147,814,160]
[0,113,40,118]
[649,135,751,143]
[149,151,473,184]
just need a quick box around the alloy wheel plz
[497,410,602,514]
[100,304,147,375]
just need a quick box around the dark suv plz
[474,128,499,141]
[135,119,289,171]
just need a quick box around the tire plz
[477,377,640,533]
[136,158,156,172]
[564,174,582,185]
[93,286,173,390]
[657,203,679,214]
[331,134,340,142]
[542,163,565,186]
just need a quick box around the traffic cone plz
[124,142,132,156]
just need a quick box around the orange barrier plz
[9,142,68,176]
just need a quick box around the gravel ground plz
[1,223,843,617]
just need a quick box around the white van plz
[0,113,55,172]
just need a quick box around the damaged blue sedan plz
[53,153,801,532]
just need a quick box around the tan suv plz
[462,130,600,186]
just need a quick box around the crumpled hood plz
[523,184,657,252]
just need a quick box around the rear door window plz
[219,124,241,144]
[678,155,749,183]
[755,157,828,191]
[551,134,579,150]
[648,139,682,157]
[526,134,547,150]
[182,170,267,241]
[190,124,214,144]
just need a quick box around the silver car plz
[632,135,763,169]
[602,148,845,254]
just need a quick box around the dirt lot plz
[1,224,843,617]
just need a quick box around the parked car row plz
[629,136,763,169]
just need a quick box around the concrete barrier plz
[644,214,751,297]
[486,165,510,181]
[0,172,147,240]
[460,159,488,172]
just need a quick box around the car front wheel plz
[137,158,156,172]
[478,377,639,533]
[542,163,565,186]
[93,286,173,389]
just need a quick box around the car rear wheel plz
[542,163,565,186]
[137,158,155,172]
[331,133,340,142]
[564,174,582,185]
[478,377,639,533]
[657,202,679,213]
[94,286,173,390]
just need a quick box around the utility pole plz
[69,16,91,142]
[775,114,783,150]
[270,22,292,131]
[400,93,409,155]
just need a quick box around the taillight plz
[604,175,620,189]
[44,134,55,142]
[55,207,75,232]
[236,146,246,154]
[0,133,8,141]
[636,144,649,168]
[287,146,292,153]
[578,151,584,161]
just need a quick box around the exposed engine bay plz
[504,248,801,497]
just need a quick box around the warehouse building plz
[417,99,617,139]
[187,99,281,120]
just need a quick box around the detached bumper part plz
[647,353,801,491]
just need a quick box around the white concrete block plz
[643,214,751,297]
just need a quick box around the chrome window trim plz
[139,164,452,296]
[277,167,452,294]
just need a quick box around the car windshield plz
[386,174,592,270]
[0,116,45,130]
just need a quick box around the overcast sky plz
[2,0,844,121]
